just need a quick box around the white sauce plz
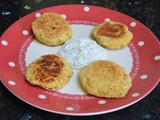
[58,38,106,69]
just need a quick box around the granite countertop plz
[0,0,160,120]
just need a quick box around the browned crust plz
[25,54,73,91]
[91,21,133,49]
[97,22,127,38]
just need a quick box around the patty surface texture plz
[25,54,73,91]
[79,60,132,98]
[32,12,72,46]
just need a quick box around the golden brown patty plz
[32,12,72,46]
[91,21,133,49]
[25,54,73,91]
[79,60,132,98]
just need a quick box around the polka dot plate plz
[0,5,160,116]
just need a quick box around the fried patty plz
[79,60,132,98]
[91,21,133,49]
[25,54,73,91]
[32,12,72,46]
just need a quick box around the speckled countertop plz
[0,0,160,120]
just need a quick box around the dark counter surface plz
[0,0,160,120]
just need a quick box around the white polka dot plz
[61,14,66,19]
[84,6,90,12]
[132,93,140,97]
[8,62,15,67]
[22,30,29,35]
[138,41,144,46]
[154,55,160,60]
[38,94,46,99]
[105,18,111,22]
[8,81,16,85]
[98,100,106,104]
[141,75,148,79]
[66,107,74,111]
[35,13,41,18]
[130,22,137,27]
[1,40,8,46]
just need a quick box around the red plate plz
[0,5,160,116]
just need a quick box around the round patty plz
[79,60,132,98]
[32,12,72,46]
[25,54,73,91]
[91,21,133,49]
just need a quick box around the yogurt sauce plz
[58,38,106,69]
